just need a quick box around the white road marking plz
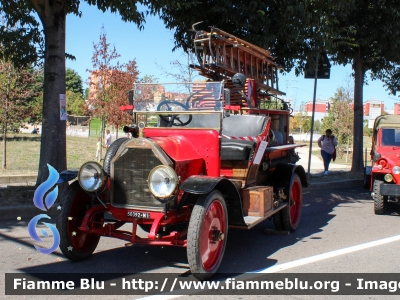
[136,234,400,300]
[258,234,400,273]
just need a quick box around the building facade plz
[301,99,390,126]
[394,103,400,115]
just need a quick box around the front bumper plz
[380,183,400,197]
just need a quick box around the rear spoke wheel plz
[281,173,303,232]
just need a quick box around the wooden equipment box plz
[243,186,273,217]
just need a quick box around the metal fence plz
[67,115,90,126]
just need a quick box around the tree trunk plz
[2,124,6,169]
[351,49,365,174]
[33,1,67,185]
[3,65,10,170]
[99,116,105,160]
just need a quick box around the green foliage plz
[83,88,89,99]
[290,103,311,133]
[0,0,198,181]
[66,68,84,95]
[66,90,85,116]
[259,99,284,110]
[321,87,354,145]
[314,120,321,133]
[152,0,400,172]
[364,120,373,137]
[140,75,159,83]
[25,95,43,124]
[0,60,42,127]
[0,0,197,64]
[65,68,85,115]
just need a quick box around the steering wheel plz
[157,100,192,127]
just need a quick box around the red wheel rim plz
[199,199,226,271]
[67,190,99,252]
[289,179,302,226]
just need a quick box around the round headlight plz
[78,162,106,192]
[384,173,393,183]
[148,165,179,199]
[393,166,400,175]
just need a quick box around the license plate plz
[127,211,150,219]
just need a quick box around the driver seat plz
[221,115,268,160]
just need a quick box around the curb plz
[0,180,363,221]
[306,179,363,191]
[0,175,36,185]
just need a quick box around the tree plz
[0,1,190,184]
[290,103,311,134]
[314,120,321,133]
[0,60,40,169]
[66,68,83,95]
[107,60,139,138]
[65,68,85,115]
[25,69,44,125]
[66,90,85,115]
[364,120,373,138]
[83,88,89,100]
[139,75,159,84]
[156,51,200,93]
[321,86,354,162]
[260,98,284,110]
[154,1,400,173]
[87,26,121,159]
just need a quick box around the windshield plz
[133,82,224,129]
[133,82,224,112]
[381,128,400,146]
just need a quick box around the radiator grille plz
[112,147,164,210]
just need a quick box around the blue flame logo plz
[28,164,61,254]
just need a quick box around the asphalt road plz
[1,186,400,299]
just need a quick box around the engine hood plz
[150,136,203,161]
[375,146,400,163]
[150,135,206,181]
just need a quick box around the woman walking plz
[317,129,338,175]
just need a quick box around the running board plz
[230,204,287,229]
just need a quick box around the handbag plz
[332,147,337,162]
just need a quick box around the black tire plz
[187,190,228,280]
[363,169,371,189]
[280,173,303,232]
[57,181,101,261]
[373,179,385,215]
[103,138,129,175]
[272,209,284,231]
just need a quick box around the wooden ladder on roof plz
[191,27,285,97]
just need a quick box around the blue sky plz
[66,2,399,110]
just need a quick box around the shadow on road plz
[2,186,398,278]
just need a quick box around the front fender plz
[271,164,308,188]
[181,175,246,226]
[56,169,79,184]
[181,175,224,194]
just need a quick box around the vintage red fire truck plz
[56,27,307,280]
